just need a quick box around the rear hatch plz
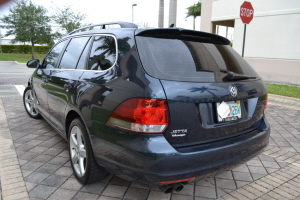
[135,29,268,148]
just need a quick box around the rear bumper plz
[90,116,270,187]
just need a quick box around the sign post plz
[240,1,254,57]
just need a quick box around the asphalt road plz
[0,61,35,96]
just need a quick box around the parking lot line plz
[15,85,25,96]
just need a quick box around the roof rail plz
[68,21,138,35]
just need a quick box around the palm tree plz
[169,0,177,27]
[186,1,202,30]
[158,0,164,28]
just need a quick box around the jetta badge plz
[229,85,238,97]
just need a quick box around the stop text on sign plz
[241,8,253,18]
[240,1,254,24]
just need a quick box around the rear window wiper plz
[223,72,256,81]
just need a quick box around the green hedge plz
[1,45,51,54]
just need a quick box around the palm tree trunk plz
[193,16,196,30]
[169,0,177,27]
[158,0,164,28]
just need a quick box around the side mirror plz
[26,59,40,68]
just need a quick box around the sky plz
[0,0,201,35]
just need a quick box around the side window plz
[43,40,68,69]
[88,35,117,71]
[77,37,93,70]
[59,36,91,70]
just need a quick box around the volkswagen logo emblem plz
[229,85,238,97]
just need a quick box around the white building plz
[201,0,300,85]
[1,35,31,45]
[1,37,13,45]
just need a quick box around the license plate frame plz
[216,101,242,122]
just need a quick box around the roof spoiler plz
[136,28,230,45]
[68,21,138,35]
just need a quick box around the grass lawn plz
[266,83,300,99]
[0,53,46,63]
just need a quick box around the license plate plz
[217,101,241,122]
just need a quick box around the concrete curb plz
[13,61,26,65]
[268,94,300,108]
[265,81,300,87]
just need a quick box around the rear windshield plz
[136,37,259,82]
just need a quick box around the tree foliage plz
[0,0,55,59]
[186,1,202,30]
[52,5,87,34]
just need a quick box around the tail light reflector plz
[106,98,169,133]
[159,177,196,184]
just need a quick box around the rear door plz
[47,36,92,133]
[136,34,268,147]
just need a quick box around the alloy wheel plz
[70,126,87,177]
[24,89,39,117]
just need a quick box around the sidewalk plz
[0,94,300,200]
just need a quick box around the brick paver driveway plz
[1,62,300,200]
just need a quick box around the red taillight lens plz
[106,98,169,133]
[159,177,196,184]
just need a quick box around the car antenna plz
[169,23,174,28]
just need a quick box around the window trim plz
[42,34,118,72]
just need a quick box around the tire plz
[23,86,42,119]
[69,118,109,184]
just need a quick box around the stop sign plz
[240,1,254,24]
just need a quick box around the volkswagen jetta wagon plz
[23,21,270,193]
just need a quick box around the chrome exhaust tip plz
[171,183,184,192]
[159,185,173,194]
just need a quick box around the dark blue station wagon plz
[23,22,270,193]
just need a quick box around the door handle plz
[42,78,48,83]
[64,83,73,92]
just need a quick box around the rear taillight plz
[106,98,169,133]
